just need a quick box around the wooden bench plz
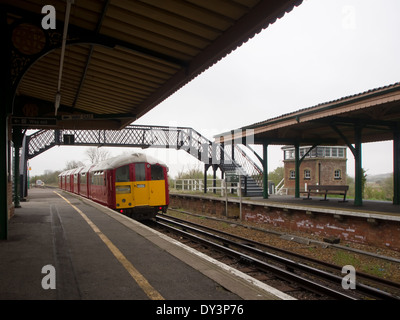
[301,185,349,202]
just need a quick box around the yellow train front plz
[111,153,169,220]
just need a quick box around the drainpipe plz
[318,162,321,185]
[55,0,74,115]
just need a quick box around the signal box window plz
[151,165,164,180]
[116,165,130,182]
[334,169,342,180]
[135,163,146,181]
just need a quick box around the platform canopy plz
[216,82,400,146]
[3,0,303,130]
[215,82,400,206]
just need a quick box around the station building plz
[281,145,347,195]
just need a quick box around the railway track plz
[152,213,400,300]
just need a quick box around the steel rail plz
[155,215,400,300]
[155,216,356,300]
[163,212,400,291]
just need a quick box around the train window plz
[135,163,146,181]
[116,165,130,182]
[80,172,86,185]
[151,165,164,180]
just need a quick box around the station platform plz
[170,192,400,252]
[172,192,400,221]
[0,188,292,301]
[256,195,400,218]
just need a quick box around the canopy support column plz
[204,164,210,194]
[394,126,400,205]
[331,124,363,206]
[12,127,24,208]
[212,164,218,194]
[294,142,300,198]
[0,7,10,239]
[0,118,8,240]
[262,143,268,199]
[354,126,363,206]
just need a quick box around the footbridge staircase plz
[26,125,264,196]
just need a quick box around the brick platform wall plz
[170,194,400,252]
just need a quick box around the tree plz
[346,169,369,199]
[85,147,110,164]
[30,170,61,186]
[381,174,394,199]
[268,166,284,186]
[362,168,367,197]
[64,160,84,170]
[176,164,203,179]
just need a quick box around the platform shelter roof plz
[4,0,303,130]
[215,82,400,146]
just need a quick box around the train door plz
[149,164,166,206]
[133,163,149,206]
[107,171,114,207]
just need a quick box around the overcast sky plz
[29,0,400,179]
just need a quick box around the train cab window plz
[116,165,130,182]
[135,163,146,181]
[151,165,164,180]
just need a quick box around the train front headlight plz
[116,185,131,194]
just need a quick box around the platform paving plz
[0,188,291,300]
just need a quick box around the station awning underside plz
[216,82,400,146]
[4,0,302,130]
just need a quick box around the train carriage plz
[60,169,74,193]
[58,153,169,220]
[72,167,84,195]
[78,165,92,198]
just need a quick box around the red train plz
[58,153,169,220]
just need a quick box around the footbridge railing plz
[27,125,264,196]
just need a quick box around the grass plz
[333,250,361,267]
[333,250,388,278]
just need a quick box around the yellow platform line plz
[54,191,164,300]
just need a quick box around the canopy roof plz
[216,82,400,146]
[5,0,302,130]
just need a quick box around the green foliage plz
[364,174,393,201]
[333,250,388,278]
[268,166,284,186]
[176,165,204,180]
[30,169,61,187]
[347,172,393,201]
[30,159,85,187]
[361,168,367,196]
[333,250,361,268]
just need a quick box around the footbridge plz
[25,125,264,197]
